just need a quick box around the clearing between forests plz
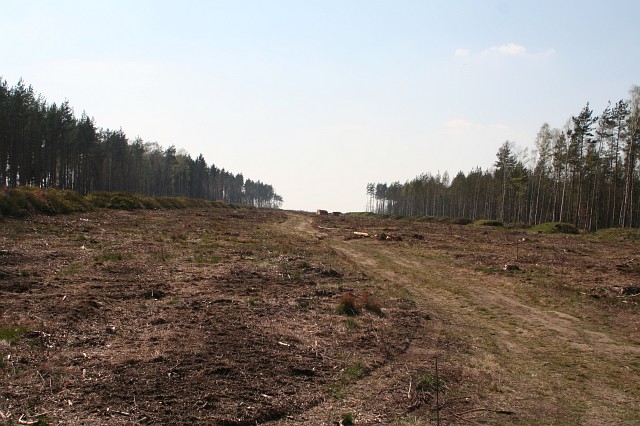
[1,208,639,425]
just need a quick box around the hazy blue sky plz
[2,0,639,212]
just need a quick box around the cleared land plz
[1,208,639,425]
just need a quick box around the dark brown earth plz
[1,208,639,425]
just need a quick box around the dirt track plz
[280,214,640,425]
[1,209,639,425]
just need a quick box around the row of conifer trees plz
[367,86,640,230]
[0,78,283,208]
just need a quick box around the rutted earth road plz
[278,213,640,425]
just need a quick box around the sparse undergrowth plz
[0,326,28,345]
[531,221,579,234]
[336,292,384,316]
[472,219,504,227]
[0,186,247,218]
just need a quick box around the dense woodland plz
[367,86,640,230]
[0,78,283,208]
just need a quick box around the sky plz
[2,0,639,212]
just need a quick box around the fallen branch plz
[106,408,131,417]
[18,415,38,425]
[454,407,515,416]
[617,293,640,298]
[17,410,49,425]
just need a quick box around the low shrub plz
[0,187,241,218]
[336,293,359,316]
[473,219,504,227]
[531,222,579,234]
[344,361,368,380]
[341,413,355,425]
[336,292,384,316]
[137,195,162,209]
[592,227,640,242]
[108,195,143,210]
[85,191,114,208]
[451,217,473,225]
[46,189,91,213]
[0,187,94,216]
[415,371,446,393]
[361,293,384,316]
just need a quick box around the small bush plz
[0,187,95,216]
[157,197,187,209]
[46,189,91,213]
[341,413,355,425]
[337,292,384,316]
[473,219,504,227]
[361,293,384,316]
[451,217,473,225]
[85,191,113,208]
[415,371,445,393]
[336,293,359,316]
[531,222,579,234]
[553,222,579,234]
[109,195,143,210]
[344,361,368,380]
[137,195,162,209]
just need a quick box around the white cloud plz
[486,43,527,56]
[455,44,555,59]
[454,48,470,58]
[446,118,473,129]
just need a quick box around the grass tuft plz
[0,326,28,345]
[336,293,360,316]
[337,292,384,316]
[361,293,384,316]
[415,371,445,393]
[340,412,355,425]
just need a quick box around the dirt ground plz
[1,208,639,425]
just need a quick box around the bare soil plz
[1,209,638,425]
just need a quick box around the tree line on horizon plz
[367,86,640,230]
[0,78,283,208]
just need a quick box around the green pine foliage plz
[366,86,640,231]
[0,78,283,209]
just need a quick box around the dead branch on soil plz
[17,412,49,425]
[105,408,132,417]
[454,407,515,416]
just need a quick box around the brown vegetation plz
[1,208,639,424]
